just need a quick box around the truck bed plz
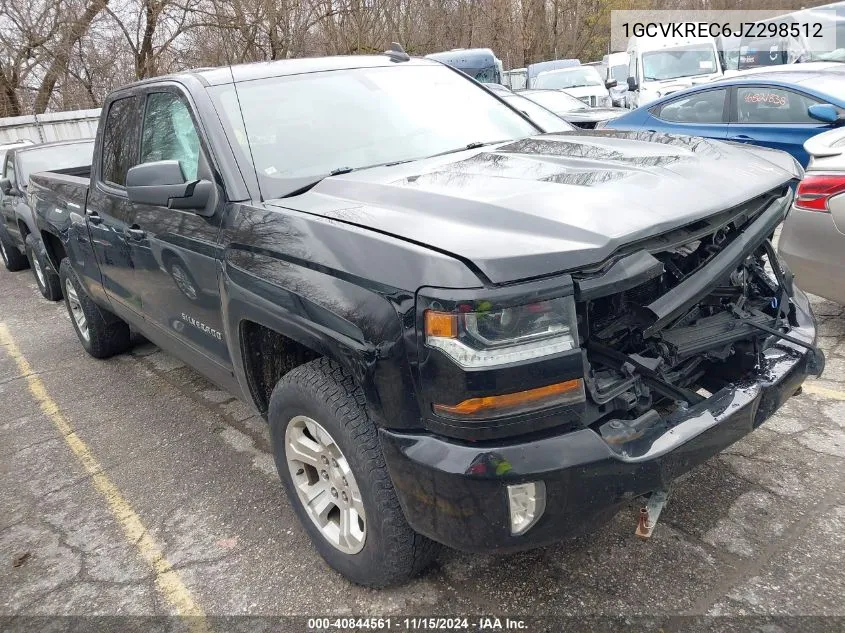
[30,170,90,238]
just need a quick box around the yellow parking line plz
[803,382,845,401]
[0,324,209,630]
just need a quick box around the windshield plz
[610,64,628,82]
[500,94,574,132]
[211,65,538,199]
[521,90,589,114]
[642,45,719,81]
[18,141,94,183]
[466,65,500,83]
[534,66,602,89]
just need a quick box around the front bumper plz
[381,290,819,553]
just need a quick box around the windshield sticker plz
[699,60,714,69]
[744,92,787,106]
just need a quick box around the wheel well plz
[40,232,66,270]
[240,321,322,414]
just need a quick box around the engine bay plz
[574,190,797,437]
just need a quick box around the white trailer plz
[0,108,100,145]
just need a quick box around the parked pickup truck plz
[0,139,94,301]
[31,52,824,587]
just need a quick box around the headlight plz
[424,295,578,369]
[601,95,612,107]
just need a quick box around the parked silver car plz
[779,127,845,304]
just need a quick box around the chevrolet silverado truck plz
[0,139,94,300]
[30,52,824,587]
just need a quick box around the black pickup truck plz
[30,52,823,587]
[0,139,94,300]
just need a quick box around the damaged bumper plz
[381,288,819,553]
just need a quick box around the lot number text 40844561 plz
[307,617,528,631]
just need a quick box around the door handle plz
[125,226,146,240]
[86,209,103,225]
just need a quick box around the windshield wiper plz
[280,167,356,198]
[424,140,508,160]
[279,142,505,199]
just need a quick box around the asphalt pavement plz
[1,262,844,630]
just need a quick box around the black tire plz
[25,234,62,301]
[59,258,132,358]
[269,358,438,587]
[0,229,28,272]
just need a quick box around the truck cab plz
[602,51,630,106]
[625,34,723,109]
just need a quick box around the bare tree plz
[33,0,110,113]
[0,0,837,116]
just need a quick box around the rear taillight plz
[795,174,845,212]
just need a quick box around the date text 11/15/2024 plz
[307,617,528,631]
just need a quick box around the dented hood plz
[267,131,798,285]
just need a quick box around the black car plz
[28,52,821,587]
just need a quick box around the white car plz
[532,65,613,107]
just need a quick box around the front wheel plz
[59,258,132,358]
[25,235,62,301]
[269,358,438,587]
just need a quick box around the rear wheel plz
[0,231,28,272]
[269,358,438,587]
[59,258,132,358]
[25,234,62,301]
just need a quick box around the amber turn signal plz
[433,379,583,419]
[425,310,457,338]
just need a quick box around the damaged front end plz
[574,187,825,450]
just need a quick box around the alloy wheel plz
[285,415,366,554]
[32,255,45,288]
[65,279,89,342]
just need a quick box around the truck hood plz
[267,131,797,285]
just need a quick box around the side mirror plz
[627,76,639,91]
[808,103,841,125]
[605,79,618,89]
[0,178,10,195]
[126,160,213,215]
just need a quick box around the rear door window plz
[735,86,822,123]
[655,89,728,124]
[101,96,141,187]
